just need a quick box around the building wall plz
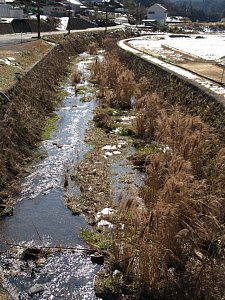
[0,4,10,18]
[9,8,23,18]
[147,4,167,21]
[43,6,67,17]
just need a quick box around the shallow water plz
[0,52,100,300]
[111,147,145,204]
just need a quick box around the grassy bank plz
[0,40,53,91]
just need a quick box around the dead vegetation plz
[87,42,98,55]
[71,68,82,94]
[0,40,52,91]
[91,51,139,109]
[88,46,225,299]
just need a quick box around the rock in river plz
[28,283,45,296]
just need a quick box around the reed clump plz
[110,148,224,299]
[71,68,82,86]
[91,47,224,298]
[87,42,98,55]
[91,51,138,109]
[155,108,218,177]
[135,93,163,141]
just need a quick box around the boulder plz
[28,284,45,296]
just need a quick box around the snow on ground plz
[29,15,68,30]
[57,17,69,30]
[128,34,225,61]
[119,39,225,100]
[0,57,15,65]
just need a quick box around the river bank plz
[69,43,225,299]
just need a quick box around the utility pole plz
[136,0,140,27]
[37,0,41,39]
[68,0,71,34]
[105,2,108,34]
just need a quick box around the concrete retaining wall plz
[0,18,56,35]
[0,22,14,34]
[12,18,55,33]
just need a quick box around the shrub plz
[71,68,82,86]
[88,42,98,55]
[91,51,138,109]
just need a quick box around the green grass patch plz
[80,228,112,250]
[58,89,70,97]
[76,86,87,94]
[0,178,6,191]
[80,96,93,102]
[42,113,60,140]
[118,127,135,137]
[133,140,160,153]
[107,108,124,116]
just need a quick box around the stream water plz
[0,52,101,299]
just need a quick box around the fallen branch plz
[4,242,96,254]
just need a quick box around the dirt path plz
[128,37,225,86]
[178,62,225,84]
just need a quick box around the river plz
[0,52,101,300]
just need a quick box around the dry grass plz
[91,50,138,109]
[71,68,82,93]
[110,150,224,299]
[155,108,218,176]
[0,40,52,91]
[87,42,98,55]
[71,68,82,85]
[90,46,225,299]
[135,93,162,141]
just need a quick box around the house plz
[43,0,83,17]
[0,3,23,19]
[65,0,83,14]
[143,3,167,27]
[43,3,67,17]
[0,4,10,19]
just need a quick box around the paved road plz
[0,32,38,47]
[0,25,123,48]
